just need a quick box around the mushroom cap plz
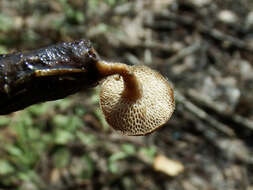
[99,65,175,136]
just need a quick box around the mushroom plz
[96,61,175,136]
[0,39,174,126]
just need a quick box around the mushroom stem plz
[96,61,142,101]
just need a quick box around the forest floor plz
[0,0,253,190]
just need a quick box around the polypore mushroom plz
[96,61,175,136]
[0,39,174,131]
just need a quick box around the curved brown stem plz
[96,61,142,101]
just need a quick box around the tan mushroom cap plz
[99,65,175,136]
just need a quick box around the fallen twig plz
[152,12,253,52]
[187,89,253,131]
[166,42,201,65]
[175,91,235,137]
[121,41,175,54]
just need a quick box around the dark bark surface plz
[0,40,101,114]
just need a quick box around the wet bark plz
[0,40,102,114]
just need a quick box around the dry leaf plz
[153,155,184,176]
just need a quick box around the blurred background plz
[0,0,253,189]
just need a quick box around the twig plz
[175,91,235,137]
[199,26,252,51]
[166,42,201,65]
[122,41,175,53]
[187,89,253,131]
[153,12,253,52]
